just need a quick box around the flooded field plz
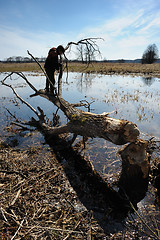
[0,71,160,170]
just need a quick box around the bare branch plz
[2,71,37,93]
[65,37,104,64]
[65,37,103,50]
[27,50,46,77]
[27,50,56,91]
[15,72,38,92]
[5,108,20,122]
[11,121,34,131]
[2,72,39,117]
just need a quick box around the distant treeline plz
[0,56,46,63]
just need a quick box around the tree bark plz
[35,90,140,145]
[118,139,150,206]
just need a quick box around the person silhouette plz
[44,45,65,93]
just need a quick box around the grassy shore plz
[1,62,160,77]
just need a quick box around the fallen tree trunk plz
[33,90,140,145]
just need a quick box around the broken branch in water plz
[2,72,39,117]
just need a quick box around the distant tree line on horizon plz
[1,56,46,63]
[1,44,159,64]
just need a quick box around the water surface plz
[0,72,160,174]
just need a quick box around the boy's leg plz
[46,77,49,92]
[50,71,56,92]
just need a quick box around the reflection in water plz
[76,72,96,93]
[63,73,160,140]
[141,77,155,86]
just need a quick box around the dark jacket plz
[44,47,59,71]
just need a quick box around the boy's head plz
[57,45,65,55]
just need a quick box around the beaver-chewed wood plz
[36,90,140,145]
[118,139,150,205]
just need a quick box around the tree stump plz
[118,139,150,206]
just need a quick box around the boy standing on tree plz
[44,45,65,93]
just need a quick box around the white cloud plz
[77,6,160,60]
[0,25,72,59]
[139,15,160,33]
[84,10,144,37]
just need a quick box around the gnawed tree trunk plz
[33,90,140,145]
[32,113,150,206]
[150,156,160,206]
[118,140,150,206]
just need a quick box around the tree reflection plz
[141,77,155,86]
[76,73,95,92]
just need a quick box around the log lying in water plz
[36,90,140,145]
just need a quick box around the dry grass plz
[0,62,42,73]
[1,62,160,78]
[1,138,159,239]
[0,142,106,239]
[67,62,160,77]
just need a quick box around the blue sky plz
[0,0,160,60]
